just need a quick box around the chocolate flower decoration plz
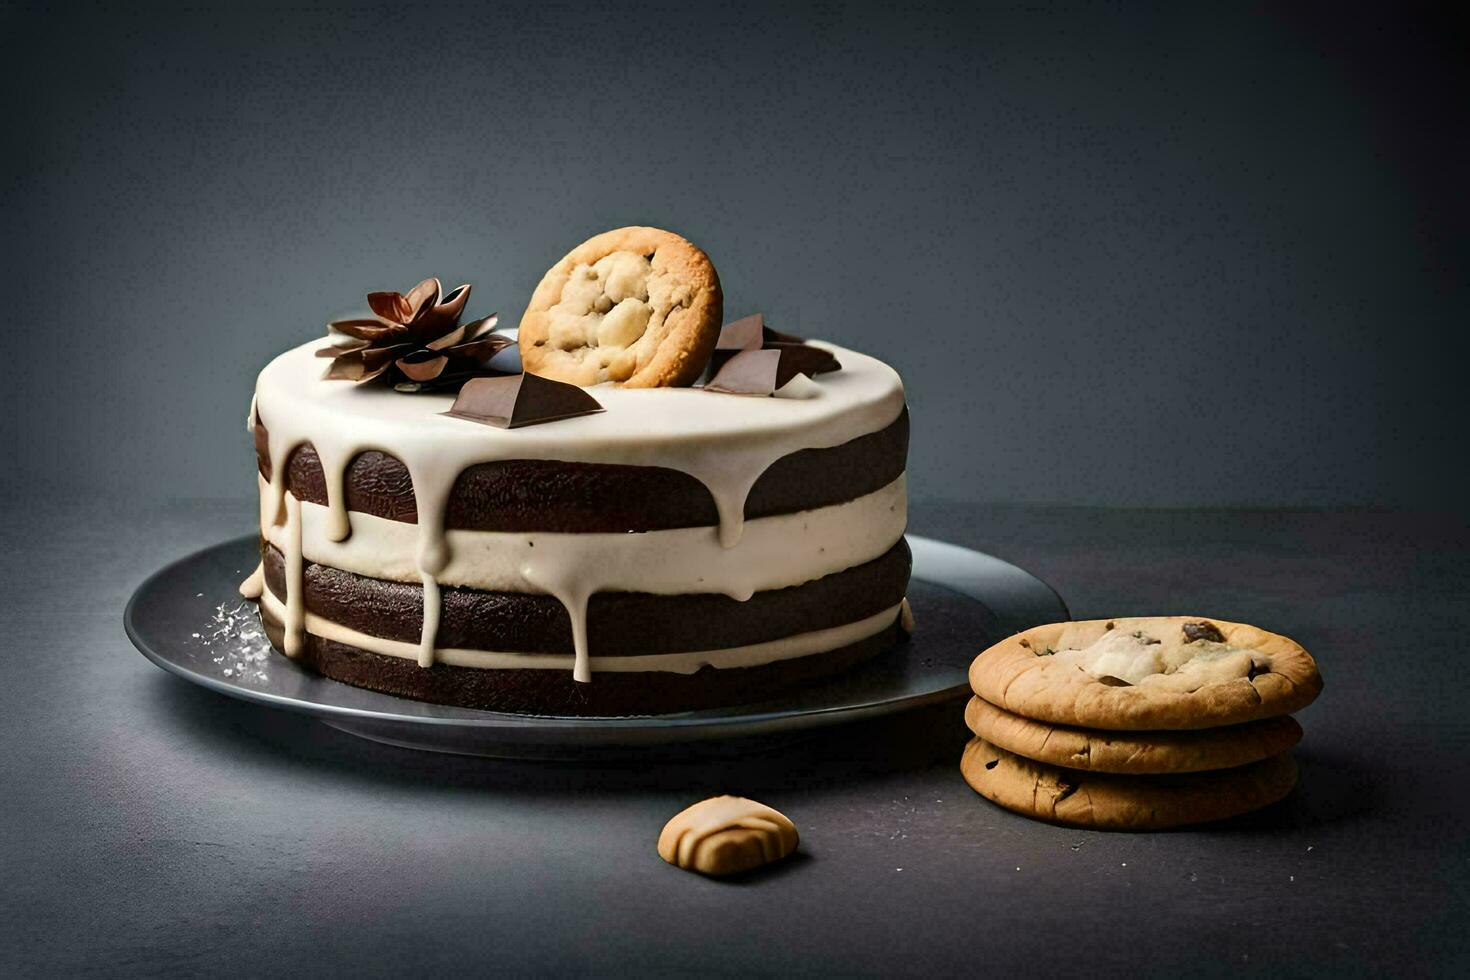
[317,277,512,390]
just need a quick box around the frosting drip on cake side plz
[247,339,905,682]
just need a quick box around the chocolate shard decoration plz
[717,312,808,350]
[713,313,767,359]
[705,345,840,396]
[707,349,783,396]
[442,372,604,428]
[775,342,840,377]
[707,312,841,377]
[709,313,776,375]
[763,327,807,346]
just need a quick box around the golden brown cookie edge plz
[959,736,1299,831]
[963,695,1304,774]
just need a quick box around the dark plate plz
[125,534,1067,758]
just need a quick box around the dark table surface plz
[3,499,1468,977]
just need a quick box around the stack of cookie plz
[961,616,1323,831]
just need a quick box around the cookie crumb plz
[657,795,798,877]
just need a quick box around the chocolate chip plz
[1019,638,1031,649]
[1183,621,1226,643]
[1104,621,1115,631]
[1097,675,1132,687]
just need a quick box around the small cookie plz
[964,696,1302,774]
[519,226,723,387]
[657,796,798,877]
[969,617,1322,731]
[960,737,1298,830]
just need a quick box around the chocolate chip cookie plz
[968,616,1322,731]
[518,226,723,387]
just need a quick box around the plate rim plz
[124,533,1067,738]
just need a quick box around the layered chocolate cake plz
[241,227,910,715]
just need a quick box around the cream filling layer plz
[260,474,906,598]
[258,585,902,675]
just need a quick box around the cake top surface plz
[255,337,904,463]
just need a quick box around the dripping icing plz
[250,339,905,681]
[418,573,440,667]
[314,442,353,543]
[282,493,304,657]
[239,562,264,599]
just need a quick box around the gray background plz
[5,5,1470,976]
[2,0,1464,510]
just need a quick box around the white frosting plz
[259,475,905,597]
[249,338,906,680]
[257,585,901,675]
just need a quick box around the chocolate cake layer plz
[255,408,907,532]
[262,537,911,655]
[260,608,905,716]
